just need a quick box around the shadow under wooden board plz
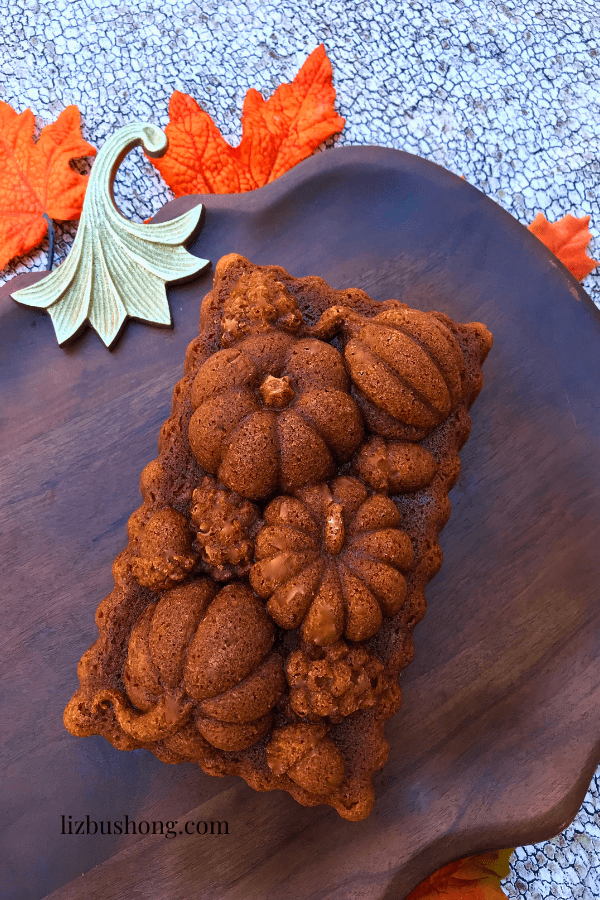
[1,146,599,900]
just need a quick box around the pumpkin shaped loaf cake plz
[64,253,492,821]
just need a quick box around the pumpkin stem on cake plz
[91,688,194,742]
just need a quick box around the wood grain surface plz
[1,146,599,900]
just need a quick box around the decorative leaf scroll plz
[11,123,209,347]
[150,44,345,196]
[406,849,514,900]
[528,212,598,281]
[0,102,96,271]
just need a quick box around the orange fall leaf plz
[528,211,599,281]
[406,849,514,900]
[0,102,96,271]
[150,44,345,196]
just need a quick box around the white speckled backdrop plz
[1,0,599,897]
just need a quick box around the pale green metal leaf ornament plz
[11,123,210,347]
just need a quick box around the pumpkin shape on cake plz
[250,476,414,644]
[353,436,440,493]
[189,476,262,581]
[286,639,402,724]
[266,723,345,795]
[188,328,364,500]
[90,580,286,751]
[310,304,467,440]
[129,507,197,591]
[220,269,304,346]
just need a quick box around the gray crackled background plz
[1,0,599,897]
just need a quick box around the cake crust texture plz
[64,254,492,821]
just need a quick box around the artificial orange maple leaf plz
[406,849,513,900]
[0,102,96,271]
[150,44,345,196]
[528,212,598,281]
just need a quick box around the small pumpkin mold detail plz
[310,304,467,440]
[188,320,364,501]
[353,436,439,493]
[220,270,303,346]
[286,640,402,724]
[250,476,414,645]
[91,580,286,751]
[189,476,262,581]
[266,723,345,795]
[130,507,197,591]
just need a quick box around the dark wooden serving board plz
[1,146,599,900]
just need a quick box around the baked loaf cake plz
[64,254,492,821]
